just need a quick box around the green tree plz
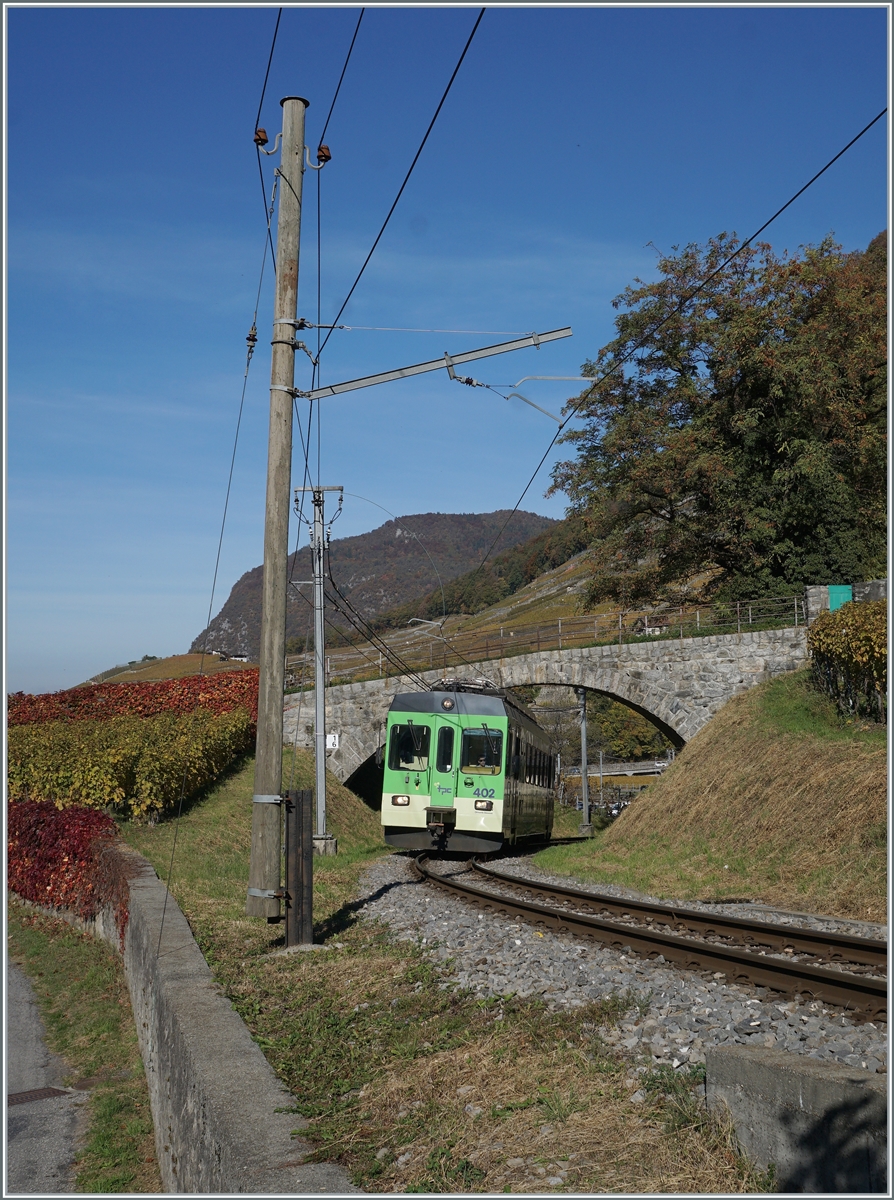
[550,232,887,605]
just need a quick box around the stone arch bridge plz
[283,627,807,793]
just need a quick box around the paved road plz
[6,956,87,1195]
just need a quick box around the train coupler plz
[426,807,456,839]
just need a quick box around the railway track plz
[411,854,887,1020]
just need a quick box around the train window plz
[388,723,431,771]
[436,727,454,772]
[460,728,503,775]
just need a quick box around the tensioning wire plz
[466,106,889,586]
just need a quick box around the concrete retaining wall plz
[86,847,359,1194]
[706,1045,887,1193]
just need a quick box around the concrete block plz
[706,1044,886,1193]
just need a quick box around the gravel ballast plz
[358,853,887,1077]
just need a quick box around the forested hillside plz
[374,515,590,628]
[551,231,887,606]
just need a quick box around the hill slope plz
[535,671,886,922]
[190,510,555,659]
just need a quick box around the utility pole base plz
[578,823,593,837]
[313,835,338,856]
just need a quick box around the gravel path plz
[358,854,887,1077]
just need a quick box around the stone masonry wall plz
[284,627,808,783]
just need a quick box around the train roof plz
[388,687,547,738]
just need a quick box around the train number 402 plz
[472,788,496,799]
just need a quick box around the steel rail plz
[472,860,888,969]
[411,855,886,1020]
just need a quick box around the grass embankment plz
[7,905,162,1192]
[120,749,769,1193]
[535,670,887,922]
[86,653,258,685]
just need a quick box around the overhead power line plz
[318,8,365,151]
[316,7,486,361]
[467,106,889,583]
[254,9,284,268]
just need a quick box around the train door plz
[432,720,459,806]
[388,719,433,800]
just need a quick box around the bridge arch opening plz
[344,749,385,810]
[573,687,684,751]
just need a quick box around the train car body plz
[381,680,555,852]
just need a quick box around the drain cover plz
[7,1088,68,1106]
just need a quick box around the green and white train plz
[381,678,556,853]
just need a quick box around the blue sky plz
[6,5,889,693]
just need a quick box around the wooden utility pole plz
[246,96,309,920]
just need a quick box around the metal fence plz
[285,594,807,689]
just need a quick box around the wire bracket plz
[252,794,283,805]
[444,352,480,387]
[256,132,283,156]
[271,385,300,398]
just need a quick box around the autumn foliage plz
[7,670,258,818]
[807,600,887,723]
[7,669,259,729]
[8,709,253,819]
[7,801,132,944]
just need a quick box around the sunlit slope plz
[83,654,258,685]
[535,672,886,922]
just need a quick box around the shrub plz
[807,600,886,723]
[7,669,259,729]
[7,708,253,819]
[7,801,132,944]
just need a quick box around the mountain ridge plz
[190,510,557,659]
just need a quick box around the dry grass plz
[537,671,887,922]
[216,922,768,1195]
[93,653,257,683]
[119,750,772,1193]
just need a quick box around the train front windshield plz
[460,727,503,775]
[388,723,431,771]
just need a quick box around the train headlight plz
[391,795,411,806]
[474,799,494,811]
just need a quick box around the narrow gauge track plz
[411,855,887,1021]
